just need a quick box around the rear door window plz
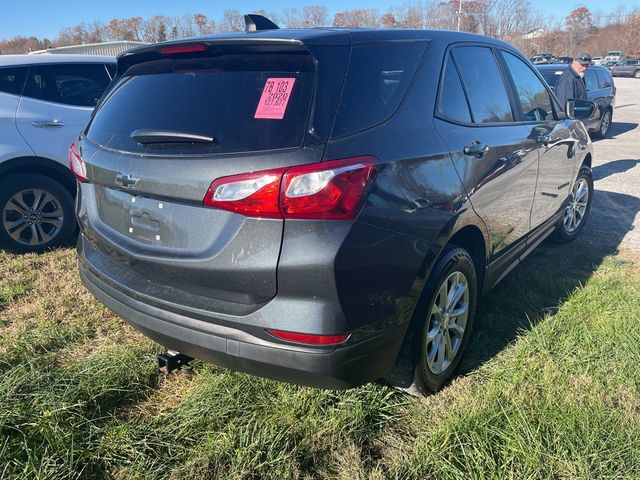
[501,51,554,121]
[452,46,514,123]
[331,41,428,138]
[584,68,599,91]
[86,52,315,155]
[595,69,612,88]
[0,66,27,95]
[437,52,472,123]
[23,63,112,107]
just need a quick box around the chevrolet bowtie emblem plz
[115,173,140,189]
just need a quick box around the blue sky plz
[2,0,639,39]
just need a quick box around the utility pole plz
[456,0,463,31]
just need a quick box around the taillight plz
[69,142,88,183]
[158,44,206,55]
[266,329,350,346]
[203,156,377,220]
[203,168,286,219]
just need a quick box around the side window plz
[452,46,513,123]
[595,69,612,88]
[23,64,111,107]
[0,67,28,96]
[584,68,599,91]
[437,53,472,123]
[331,41,427,138]
[501,51,554,121]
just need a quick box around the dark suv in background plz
[537,63,616,138]
[74,19,595,395]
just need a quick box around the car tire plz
[634,70,640,79]
[553,167,593,243]
[593,109,612,139]
[402,245,478,396]
[0,174,76,254]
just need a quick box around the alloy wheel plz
[2,188,64,246]
[425,270,469,375]
[600,111,611,136]
[563,178,589,234]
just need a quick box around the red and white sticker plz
[254,77,296,120]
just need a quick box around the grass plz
[0,242,639,479]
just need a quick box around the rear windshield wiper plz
[130,129,217,145]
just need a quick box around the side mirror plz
[565,99,597,120]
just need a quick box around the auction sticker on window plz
[254,77,296,119]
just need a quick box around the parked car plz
[0,54,116,253]
[591,56,603,65]
[610,59,640,77]
[531,55,553,64]
[75,18,596,395]
[551,56,573,64]
[537,63,616,138]
[604,50,624,63]
[602,60,619,69]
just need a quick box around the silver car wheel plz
[426,270,469,375]
[2,188,64,246]
[600,110,611,136]
[563,178,589,234]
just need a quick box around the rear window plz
[86,52,314,155]
[540,70,564,88]
[331,41,427,139]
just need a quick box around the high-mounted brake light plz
[266,329,350,346]
[203,156,377,220]
[69,143,88,183]
[158,44,207,55]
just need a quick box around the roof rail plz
[244,14,280,32]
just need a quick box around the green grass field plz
[1,241,639,479]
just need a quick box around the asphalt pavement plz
[582,77,640,254]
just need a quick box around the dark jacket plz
[555,66,588,107]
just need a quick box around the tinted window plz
[87,53,314,155]
[332,42,427,138]
[540,70,563,88]
[437,53,471,123]
[23,63,111,107]
[584,68,599,91]
[595,69,612,88]
[0,67,27,95]
[453,46,513,123]
[502,51,553,121]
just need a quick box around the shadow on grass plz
[459,188,640,374]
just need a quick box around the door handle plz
[463,140,490,157]
[32,120,65,128]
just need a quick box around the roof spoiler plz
[244,14,280,32]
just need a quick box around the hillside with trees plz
[1,2,638,58]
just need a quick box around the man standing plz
[555,53,592,107]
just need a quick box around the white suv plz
[0,54,115,253]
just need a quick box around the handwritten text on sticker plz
[254,77,296,120]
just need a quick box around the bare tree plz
[281,8,305,28]
[219,9,244,32]
[303,5,329,27]
[332,9,380,28]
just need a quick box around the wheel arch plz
[0,156,76,198]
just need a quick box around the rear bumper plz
[79,256,407,389]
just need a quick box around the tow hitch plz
[158,350,193,374]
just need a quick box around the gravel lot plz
[582,77,640,253]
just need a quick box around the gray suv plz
[75,21,596,395]
[0,55,115,253]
